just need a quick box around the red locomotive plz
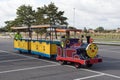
[12,25,102,68]
[56,29,102,68]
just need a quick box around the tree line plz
[0,2,68,32]
[84,27,117,33]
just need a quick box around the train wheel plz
[38,55,42,59]
[50,55,55,60]
[19,50,22,54]
[86,64,93,68]
[74,63,81,68]
[59,60,67,65]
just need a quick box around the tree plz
[95,27,104,32]
[0,27,6,32]
[4,17,25,32]
[36,2,68,25]
[84,27,88,33]
[35,7,46,25]
[4,3,68,32]
[68,26,76,29]
[16,5,35,38]
[16,5,35,26]
[4,21,16,32]
[4,5,35,33]
[34,28,47,39]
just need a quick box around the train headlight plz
[86,43,98,58]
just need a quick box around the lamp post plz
[73,8,75,27]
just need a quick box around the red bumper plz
[85,58,102,64]
[56,56,102,65]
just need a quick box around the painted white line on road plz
[104,73,120,79]
[81,69,120,79]
[0,50,59,65]
[65,65,120,79]
[99,49,120,54]
[0,64,60,74]
[81,69,103,74]
[74,73,105,80]
[0,50,12,53]
[0,58,31,63]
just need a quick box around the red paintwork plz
[56,56,85,64]
[56,56,102,65]
[65,49,76,57]
[56,46,102,65]
[85,58,102,64]
[90,38,94,43]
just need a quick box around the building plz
[116,28,120,33]
[88,29,95,33]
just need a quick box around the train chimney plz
[86,36,90,44]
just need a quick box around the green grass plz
[90,33,120,42]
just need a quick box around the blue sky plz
[0,0,120,29]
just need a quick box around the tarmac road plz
[0,38,120,80]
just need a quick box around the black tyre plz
[38,55,42,59]
[86,64,93,68]
[74,63,81,68]
[19,50,22,54]
[50,55,55,60]
[59,60,67,65]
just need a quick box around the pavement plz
[0,38,120,80]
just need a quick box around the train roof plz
[11,25,67,30]
[56,29,82,32]
[11,25,82,32]
[11,25,50,30]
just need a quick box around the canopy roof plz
[11,25,67,30]
[56,29,82,32]
[11,25,82,32]
[11,25,51,30]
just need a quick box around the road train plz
[12,25,102,68]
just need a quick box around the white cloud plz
[0,0,120,29]
[0,0,36,27]
[51,0,120,29]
